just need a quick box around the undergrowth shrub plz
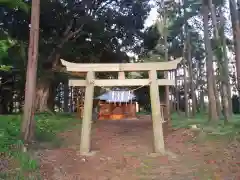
[171,113,240,140]
[0,115,21,153]
[0,113,79,179]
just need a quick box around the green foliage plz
[14,150,38,171]
[0,113,78,152]
[0,115,21,152]
[171,113,240,140]
[35,113,78,142]
[0,40,11,57]
[0,115,39,179]
[0,39,15,68]
[0,0,29,13]
[1,0,151,63]
[0,65,12,71]
[0,36,19,72]
[142,0,206,60]
[0,0,152,88]
[0,113,79,179]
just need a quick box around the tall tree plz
[229,0,240,94]
[21,0,40,143]
[219,8,231,122]
[208,0,222,117]
[143,0,207,115]
[156,0,170,120]
[186,32,197,117]
[238,0,240,20]
[202,0,219,121]
[209,0,231,122]
[1,0,151,112]
[183,0,189,117]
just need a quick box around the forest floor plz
[36,115,240,180]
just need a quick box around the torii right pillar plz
[149,69,165,154]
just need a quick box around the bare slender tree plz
[21,0,40,144]
[202,0,219,121]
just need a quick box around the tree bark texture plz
[64,80,69,112]
[220,9,231,121]
[183,63,189,117]
[229,0,240,94]
[163,14,170,122]
[186,33,196,117]
[209,1,227,117]
[202,1,219,121]
[35,78,57,112]
[35,79,51,112]
[175,70,180,113]
[22,0,40,143]
[213,77,222,117]
[210,1,231,120]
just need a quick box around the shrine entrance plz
[60,58,181,155]
[96,89,138,120]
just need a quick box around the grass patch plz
[137,111,151,115]
[35,113,78,142]
[0,112,80,179]
[171,113,240,142]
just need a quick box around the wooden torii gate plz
[60,58,181,155]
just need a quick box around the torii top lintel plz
[60,58,182,72]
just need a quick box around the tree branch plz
[46,0,113,69]
[47,24,84,67]
[63,20,74,37]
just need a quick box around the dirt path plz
[38,116,240,180]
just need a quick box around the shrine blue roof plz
[96,90,136,103]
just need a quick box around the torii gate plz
[60,58,181,155]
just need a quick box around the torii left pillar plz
[80,71,95,155]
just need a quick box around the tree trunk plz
[183,63,189,117]
[163,11,170,121]
[210,0,231,120]
[213,77,222,116]
[209,0,227,118]
[64,80,69,112]
[47,81,57,112]
[219,68,230,122]
[182,0,189,117]
[35,79,57,113]
[187,33,196,117]
[238,0,240,21]
[69,87,73,112]
[32,20,83,114]
[21,0,40,143]
[202,1,219,121]
[221,14,232,117]
[35,79,51,112]
[198,58,205,113]
[222,83,230,122]
[175,70,180,114]
[35,46,61,112]
[0,80,12,114]
[0,95,10,114]
[170,71,175,112]
[32,25,76,113]
[199,86,205,112]
[220,8,231,122]
[229,0,240,94]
